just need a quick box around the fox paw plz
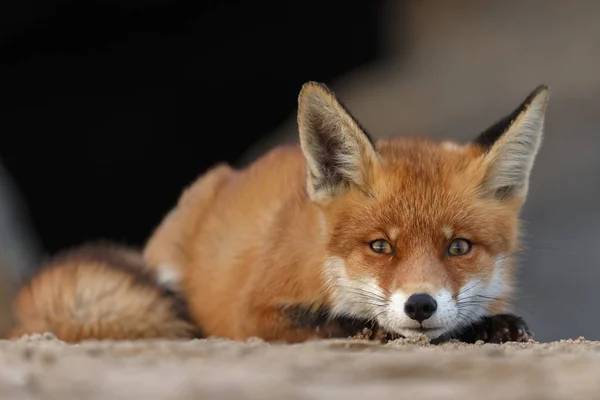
[456,313,533,344]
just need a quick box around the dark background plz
[0,0,390,254]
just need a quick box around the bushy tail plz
[7,242,199,343]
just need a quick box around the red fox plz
[8,82,549,344]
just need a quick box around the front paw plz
[455,313,533,344]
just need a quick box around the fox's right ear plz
[474,85,550,201]
[297,82,378,202]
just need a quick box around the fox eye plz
[446,239,472,256]
[369,239,394,255]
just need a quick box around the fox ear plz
[474,85,550,201]
[297,82,378,202]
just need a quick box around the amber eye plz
[369,239,394,255]
[446,238,472,256]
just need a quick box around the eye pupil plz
[369,239,393,255]
[447,239,471,256]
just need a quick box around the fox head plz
[297,82,549,340]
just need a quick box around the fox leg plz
[233,303,376,343]
[435,313,533,344]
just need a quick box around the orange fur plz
[9,243,198,342]
[7,82,549,343]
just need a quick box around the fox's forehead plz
[376,138,484,173]
[331,138,503,243]
[372,138,486,197]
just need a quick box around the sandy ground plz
[0,335,598,400]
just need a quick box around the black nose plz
[404,293,437,322]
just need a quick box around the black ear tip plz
[473,84,550,148]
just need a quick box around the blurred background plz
[0,0,598,341]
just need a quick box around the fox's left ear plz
[474,85,550,201]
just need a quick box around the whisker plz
[510,245,582,258]
[337,288,388,302]
[454,307,482,323]
[496,249,526,262]
[358,280,391,296]
[459,293,524,305]
[456,279,484,296]
[450,312,472,333]
[331,279,388,297]
[343,300,387,308]
[372,309,388,321]
[472,293,532,302]
[454,311,478,336]
[337,285,387,297]
[456,298,533,316]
